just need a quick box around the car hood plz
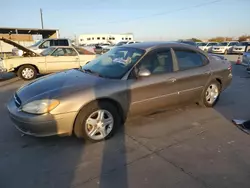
[0,37,40,57]
[234,46,245,48]
[16,69,106,104]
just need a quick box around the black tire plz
[200,80,221,107]
[73,101,120,142]
[17,65,37,80]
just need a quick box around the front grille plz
[14,93,22,107]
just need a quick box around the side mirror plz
[138,68,151,77]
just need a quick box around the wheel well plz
[97,98,124,120]
[15,64,39,74]
[215,78,222,88]
[72,98,125,136]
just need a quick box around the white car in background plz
[198,42,218,52]
[197,42,207,48]
[211,41,239,54]
[232,41,250,55]
[116,41,141,46]
[12,38,72,56]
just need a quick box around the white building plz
[78,33,134,45]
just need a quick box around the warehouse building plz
[0,27,59,53]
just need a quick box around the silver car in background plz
[232,41,250,54]
[243,49,250,67]
[211,41,239,54]
[198,42,218,52]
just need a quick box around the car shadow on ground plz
[0,76,130,188]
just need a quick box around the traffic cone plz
[236,55,241,65]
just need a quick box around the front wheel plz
[17,65,37,80]
[74,101,120,142]
[200,81,221,107]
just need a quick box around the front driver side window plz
[138,50,173,75]
[52,48,65,56]
[40,41,50,49]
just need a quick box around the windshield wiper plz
[82,68,110,78]
[81,68,102,76]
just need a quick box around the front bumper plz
[211,49,225,54]
[232,50,244,54]
[7,98,78,137]
[0,67,7,72]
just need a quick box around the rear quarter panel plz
[208,56,232,90]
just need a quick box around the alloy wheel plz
[22,68,34,79]
[85,109,114,140]
[205,84,219,104]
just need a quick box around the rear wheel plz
[200,81,221,107]
[17,65,37,80]
[74,101,120,142]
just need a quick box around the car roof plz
[121,41,200,51]
[44,38,69,40]
[49,46,73,49]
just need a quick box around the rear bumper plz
[222,73,233,91]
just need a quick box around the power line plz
[84,0,223,27]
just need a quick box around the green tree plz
[190,38,202,42]
[238,35,250,42]
[208,37,232,42]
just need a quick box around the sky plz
[1,0,250,41]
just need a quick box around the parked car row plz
[81,41,141,55]
[196,41,250,55]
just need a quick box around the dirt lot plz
[0,62,250,188]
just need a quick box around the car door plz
[171,48,212,104]
[45,47,79,72]
[128,48,180,115]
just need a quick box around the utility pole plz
[40,8,44,29]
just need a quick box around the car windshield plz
[237,42,249,46]
[207,43,217,46]
[40,47,56,56]
[217,42,228,46]
[197,42,207,46]
[81,47,145,79]
[30,39,45,47]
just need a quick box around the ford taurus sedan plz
[7,42,232,142]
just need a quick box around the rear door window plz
[58,40,69,46]
[174,49,204,71]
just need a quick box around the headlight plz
[21,99,60,114]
